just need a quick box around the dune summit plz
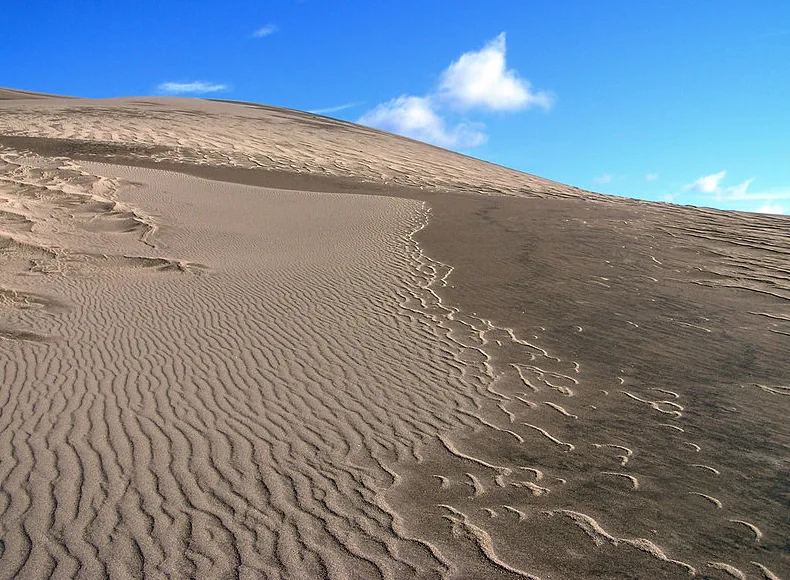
[0,89,788,579]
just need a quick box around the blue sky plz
[3,1,789,214]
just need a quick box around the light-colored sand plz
[0,154,618,578]
[0,94,585,198]
[1,92,788,579]
[0,156,483,577]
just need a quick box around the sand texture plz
[1,90,788,579]
[0,94,590,199]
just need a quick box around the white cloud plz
[688,170,727,193]
[157,81,228,94]
[674,171,790,213]
[723,178,754,199]
[439,33,553,111]
[723,184,790,204]
[253,24,278,38]
[750,189,790,201]
[359,32,551,149]
[683,173,759,200]
[754,204,785,215]
[646,172,659,182]
[309,101,364,115]
[593,174,612,184]
[358,95,487,148]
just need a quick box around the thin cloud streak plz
[253,24,278,38]
[593,174,612,184]
[722,186,790,202]
[309,102,364,115]
[757,29,790,39]
[157,81,228,94]
[669,171,789,214]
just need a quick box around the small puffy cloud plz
[439,33,553,111]
[755,204,785,215]
[358,95,486,148]
[157,81,228,94]
[253,24,278,38]
[646,172,659,182]
[593,174,612,184]
[688,170,727,193]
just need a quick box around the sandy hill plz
[0,88,589,198]
[0,89,788,579]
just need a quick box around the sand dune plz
[1,90,788,579]
[0,91,587,199]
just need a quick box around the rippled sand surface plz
[0,90,587,199]
[0,90,788,579]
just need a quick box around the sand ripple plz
[0,97,584,199]
[0,123,787,577]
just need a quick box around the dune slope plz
[0,91,788,579]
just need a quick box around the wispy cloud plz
[253,24,278,38]
[646,172,659,182]
[755,204,785,215]
[439,33,554,111]
[309,101,364,115]
[672,170,789,214]
[593,174,612,185]
[157,81,228,94]
[719,184,790,205]
[686,170,727,193]
[758,28,790,39]
[359,32,551,149]
[681,171,755,201]
[723,177,754,199]
[358,95,486,148]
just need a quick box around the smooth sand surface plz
[1,90,788,579]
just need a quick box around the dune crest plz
[0,94,585,199]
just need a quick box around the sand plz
[0,90,788,579]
